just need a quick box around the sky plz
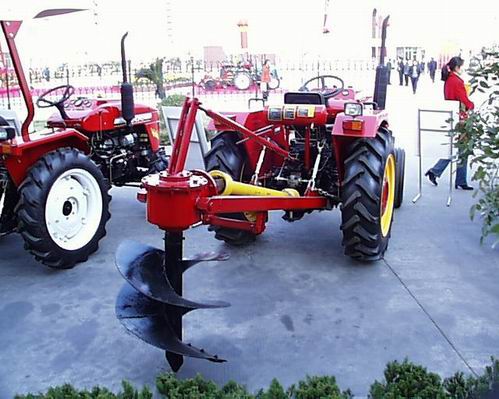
[2,0,499,66]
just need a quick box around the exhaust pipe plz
[120,32,135,126]
[373,16,390,110]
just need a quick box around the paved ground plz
[0,77,498,398]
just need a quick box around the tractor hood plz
[46,99,158,132]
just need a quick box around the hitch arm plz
[201,106,290,159]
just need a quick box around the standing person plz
[409,60,421,94]
[260,59,271,101]
[428,57,437,83]
[420,61,425,74]
[426,56,474,190]
[403,61,410,86]
[386,59,392,85]
[397,58,404,86]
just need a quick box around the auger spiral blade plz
[115,234,229,372]
[116,240,229,310]
[116,284,225,370]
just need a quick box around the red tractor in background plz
[116,16,406,371]
[0,10,167,268]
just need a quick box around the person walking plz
[409,60,421,94]
[403,61,410,86]
[397,58,404,86]
[428,57,437,83]
[260,59,271,101]
[386,59,392,85]
[426,56,475,190]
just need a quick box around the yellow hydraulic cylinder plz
[209,170,299,197]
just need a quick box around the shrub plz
[369,359,448,399]
[15,380,152,399]
[288,375,353,399]
[15,357,499,399]
[159,94,187,107]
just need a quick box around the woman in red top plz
[426,56,475,190]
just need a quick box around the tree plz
[135,57,166,99]
[456,46,499,246]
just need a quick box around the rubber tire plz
[233,72,252,90]
[268,77,280,90]
[204,132,256,246]
[16,148,111,269]
[394,148,405,209]
[340,127,395,261]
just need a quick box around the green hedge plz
[14,357,499,399]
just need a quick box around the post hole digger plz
[115,15,405,373]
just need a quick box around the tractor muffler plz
[115,232,229,371]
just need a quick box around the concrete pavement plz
[0,77,497,397]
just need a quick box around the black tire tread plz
[340,127,395,261]
[204,132,256,246]
[15,147,111,269]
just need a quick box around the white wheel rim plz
[234,74,251,89]
[45,168,102,251]
[269,78,279,89]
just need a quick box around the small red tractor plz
[115,17,405,371]
[0,10,167,268]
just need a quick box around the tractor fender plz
[331,110,388,138]
[2,129,89,186]
[331,111,390,183]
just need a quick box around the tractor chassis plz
[140,97,331,236]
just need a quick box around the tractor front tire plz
[340,127,396,261]
[204,132,256,246]
[16,148,111,269]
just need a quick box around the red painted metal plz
[1,21,34,141]
[332,110,388,138]
[202,106,290,159]
[202,214,266,234]
[197,195,328,214]
[304,126,311,171]
[3,130,89,185]
[143,169,217,231]
[168,98,199,174]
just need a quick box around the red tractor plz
[0,10,167,268]
[115,17,405,371]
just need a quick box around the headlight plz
[0,126,15,141]
[344,103,363,117]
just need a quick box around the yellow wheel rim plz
[380,154,395,237]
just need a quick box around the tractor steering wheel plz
[299,75,344,98]
[36,85,75,119]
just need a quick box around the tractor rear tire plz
[233,72,252,91]
[394,148,405,209]
[340,127,396,261]
[204,132,256,246]
[16,148,111,269]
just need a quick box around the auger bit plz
[115,232,229,371]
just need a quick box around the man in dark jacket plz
[409,60,421,94]
[403,61,410,86]
[397,58,404,86]
[428,57,437,83]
